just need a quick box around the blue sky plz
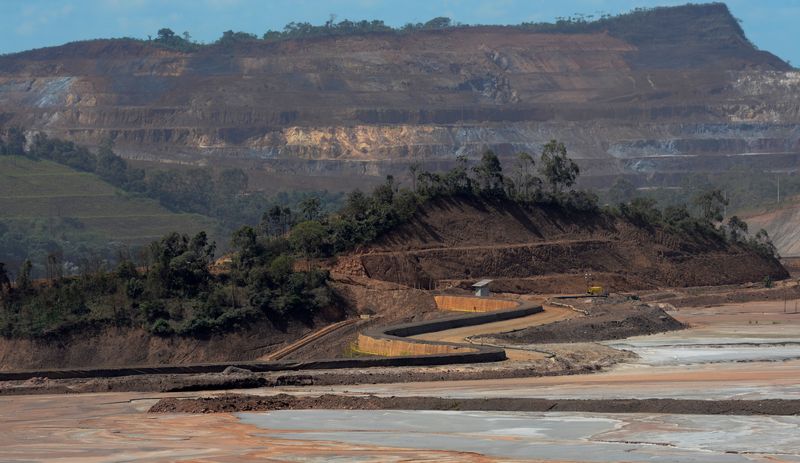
[1,0,798,65]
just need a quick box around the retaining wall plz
[434,295,518,312]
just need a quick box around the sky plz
[0,0,798,65]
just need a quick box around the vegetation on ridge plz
[41,3,754,57]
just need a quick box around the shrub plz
[150,318,174,337]
[619,197,662,226]
[140,300,169,322]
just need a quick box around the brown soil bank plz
[0,318,331,371]
[150,393,800,416]
[340,196,788,291]
[487,297,684,345]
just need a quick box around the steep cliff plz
[0,3,796,187]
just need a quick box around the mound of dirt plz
[348,196,788,292]
[487,297,685,345]
[149,393,800,416]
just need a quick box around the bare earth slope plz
[336,196,788,291]
[743,199,800,257]
[0,3,797,187]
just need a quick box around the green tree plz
[230,225,259,274]
[619,197,662,226]
[539,140,579,194]
[157,28,176,41]
[408,162,420,193]
[290,220,326,261]
[445,154,472,194]
[726,216,748,242]
[663,204,692,228]
[147,232,215,297]
[261,205,294,237]
[423,17,452,29]
[299,195,322,221]
[216,30,258,46]
[472,150,504,195]
[95,138,129,185]
[343,190,371,220]
[510,152,539,201]
[751,229,778,258]
[693,188,728,223]
[372,176,396,205]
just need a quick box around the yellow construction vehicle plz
[586,285,605,296]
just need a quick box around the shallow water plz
[240,410,800,462]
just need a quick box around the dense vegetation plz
[0,229,332,338]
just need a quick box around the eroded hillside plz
[0,3,797,187]
[335,196,788,292]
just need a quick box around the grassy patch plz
[0,156,215,273]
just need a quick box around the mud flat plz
[4,391,799,462]
[237,410,800,463]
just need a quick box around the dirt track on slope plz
[150,393,800,416]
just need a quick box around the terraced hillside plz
[0,3,796,189]
[0,156,214,272]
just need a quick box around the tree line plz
[142,5,725,52]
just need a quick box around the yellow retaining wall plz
[356,333,474,357]
[434,295,518,312]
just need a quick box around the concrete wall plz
[434,295,518,312]
[357,333,476,356]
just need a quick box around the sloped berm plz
[0,298,541,381]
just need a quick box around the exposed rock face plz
[0,3,797,185]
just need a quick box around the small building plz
[472,279,493,297]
